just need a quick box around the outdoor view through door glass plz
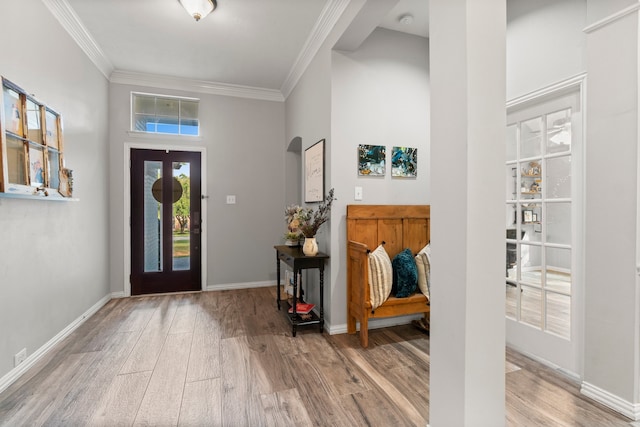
[173,162,190,271]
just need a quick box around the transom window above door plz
[131,92,199,136]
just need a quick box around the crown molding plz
[41,0,114,79]
[44,0,347,101]
[110,70,285,102]
[507,73,586,110]
[584,3,640,34]
[280,0,351,99]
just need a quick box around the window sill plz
[126,131,203,142]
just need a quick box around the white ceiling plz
[379,0,429,38]
[54,0,428,96]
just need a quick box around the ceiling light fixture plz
[399,14,414,25]
[178,0,217,22]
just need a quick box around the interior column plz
[581,3,640,419]
[429,1,506,426]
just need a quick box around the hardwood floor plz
[0,287,633,426]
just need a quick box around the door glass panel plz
[520,117,542,159]
[173,162,191,271]
[520,285,542,329]
[546,291,570,339]
[144,161,163,273]
[506,284,517,320]
[520,161,542,200]
[506,124,517,162]
[546,203,571,245]
[545,247,571,293]
[506,203,517,229]
[546,156,571,199]
[519,244,542,287]
[506,230,518,282]
[546,109,571,154]
[507,166,517,201]
[521,203,541,243]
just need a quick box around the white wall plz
[330,28,430,329]
[284,0,368,328]
[0,0,110,381]
[108,84,286,292]
[587,0,637,23]
[284,47,335,323]
[583,3,640,408]
[507,0,587,100]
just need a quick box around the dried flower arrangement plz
[284,188,335,239]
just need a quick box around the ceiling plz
[49,0,428,99]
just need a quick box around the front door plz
[130,149,202,295]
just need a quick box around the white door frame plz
[123,142,208,297]
[505,73,586,377]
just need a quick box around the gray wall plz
[0,0,110,381]
[329,28,430,330]
[507,0,586,100]
[584,0,640,405]
[108,84,286,292]
[283,0,367,328]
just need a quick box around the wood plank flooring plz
[0,287,633,426]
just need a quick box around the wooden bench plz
[346,205,430,347]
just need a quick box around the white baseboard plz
[206,280,274,292]
[0,294,112,394]
[328,313,423,335]
[505,343,580,383]
[111,291,126,299]
[581,381,640,421]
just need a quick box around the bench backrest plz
[346,205,430,257]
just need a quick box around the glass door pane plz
[172,162,191,271]
[546,109,571,154]
[520,117,542,159]
[144,161,163,273]
[546,156,571,199]
[546,292,570,338]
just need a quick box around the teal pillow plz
[392,248,418,298]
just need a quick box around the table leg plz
[319,266,325,332]
[292,268,299,336]
[276,253,281,310]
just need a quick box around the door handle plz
[192,211,201,234]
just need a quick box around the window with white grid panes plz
[505,107,572,340]
[0,77,69,197]
[131,92,199,136]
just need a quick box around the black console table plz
[275,245,329,336]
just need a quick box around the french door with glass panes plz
[505,84,582,373]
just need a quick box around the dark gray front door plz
[130,149,202,295]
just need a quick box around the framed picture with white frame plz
[304,139,324,203]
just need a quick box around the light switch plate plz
[226,195,236,204]
[354,186,363,201]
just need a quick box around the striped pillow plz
[415,244,431,301]
[368,244,393,310]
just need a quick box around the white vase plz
[303,237,318,256]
